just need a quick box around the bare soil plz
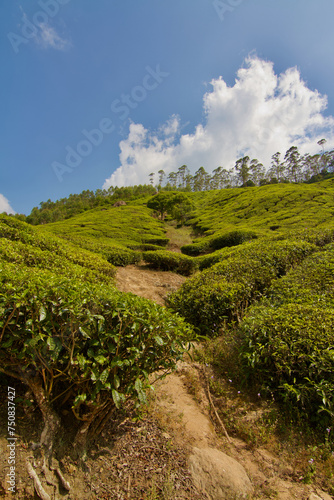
[115,264,186,305]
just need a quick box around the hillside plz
[181,178,334,254]
[1,179,334,499]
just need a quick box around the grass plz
[164,221,194,250]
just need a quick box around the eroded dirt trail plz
[115,264,333,500]
[115,264,186,305]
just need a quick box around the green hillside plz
[37,204,168,265]
[181,178,334,254]
[2,178,334,476]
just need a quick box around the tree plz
[177,165,189,189]
[169,193,194,225]
[234,156,250,187]
[284,146,302,182]
[149,172,155,186]
[167,172,177,188]
[269,152,285,182]
[249,159,265,186]
[158,169,165,187]
[147,192,193,224]
[193,167,208,191]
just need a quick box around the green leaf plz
[39,306,47,322]
[114,374,120,389]
[79,326,91,339]
[112,389,122,409]
[135,378,142,393]
[73,393,87,407]
[100,368,109,384]
[94,354,107,365]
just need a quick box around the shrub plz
[209,230,258,250]
[106,247,142,266]
[0,262,194,453]
[195,246,240,270]
[143,250,197,276]
[0,215,116,282]
[128,243,165,251]
[167,239,316,333]
[291,227,334,248]
[143,237,169,247]
[181,240,210,256]
[238,304,334,428]
[267,246,334,308]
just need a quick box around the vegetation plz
[167,239,316,333]
[36,204,168,266]
[2,170,334,484]
[143,249,197,276]
[25,185,157,225]
[0,215,193,463]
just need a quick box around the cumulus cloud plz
[0,194,16,215]
[103,56,334,189]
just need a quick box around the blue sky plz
[1,0,334,215]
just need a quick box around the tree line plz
[6,142,334,225]
[149,143,334,191]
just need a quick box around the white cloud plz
[0,194,16,215]
[20,8,71,51]
[37,23,71,51]
[103,56,334,189]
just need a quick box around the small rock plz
[189,446,253,500]
[309,494,323,500]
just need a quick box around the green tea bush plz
[181,240,210,256]
[268,246,334,308]
[167,239,316,333]
[195,246,240,270]
[106,247,142,266]
[238,304,334,428]
[209,230,258,250]
[128,243,165,251]
[0,215,116,282]
[290,227,334,248]
[0,261,193,447]
[143,250,197,276]
[143,237,170,247]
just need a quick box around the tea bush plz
[238,304,334,428]
[167,239,316,333]
[267,246,334,308]
[143,237,170,247]
[143,250,197,276]
[209,229,258,250]
[106,247,142,266]
[181,240,210,256]
[0,215,116,282]
[0,261,194,444]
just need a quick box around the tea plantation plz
[1,178,334,456]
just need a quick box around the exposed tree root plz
[26,460,51,500]
[26,378,61,465]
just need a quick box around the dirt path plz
[115,265,333,500]
[115,264,186,305]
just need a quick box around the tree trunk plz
[27,377,61,465]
